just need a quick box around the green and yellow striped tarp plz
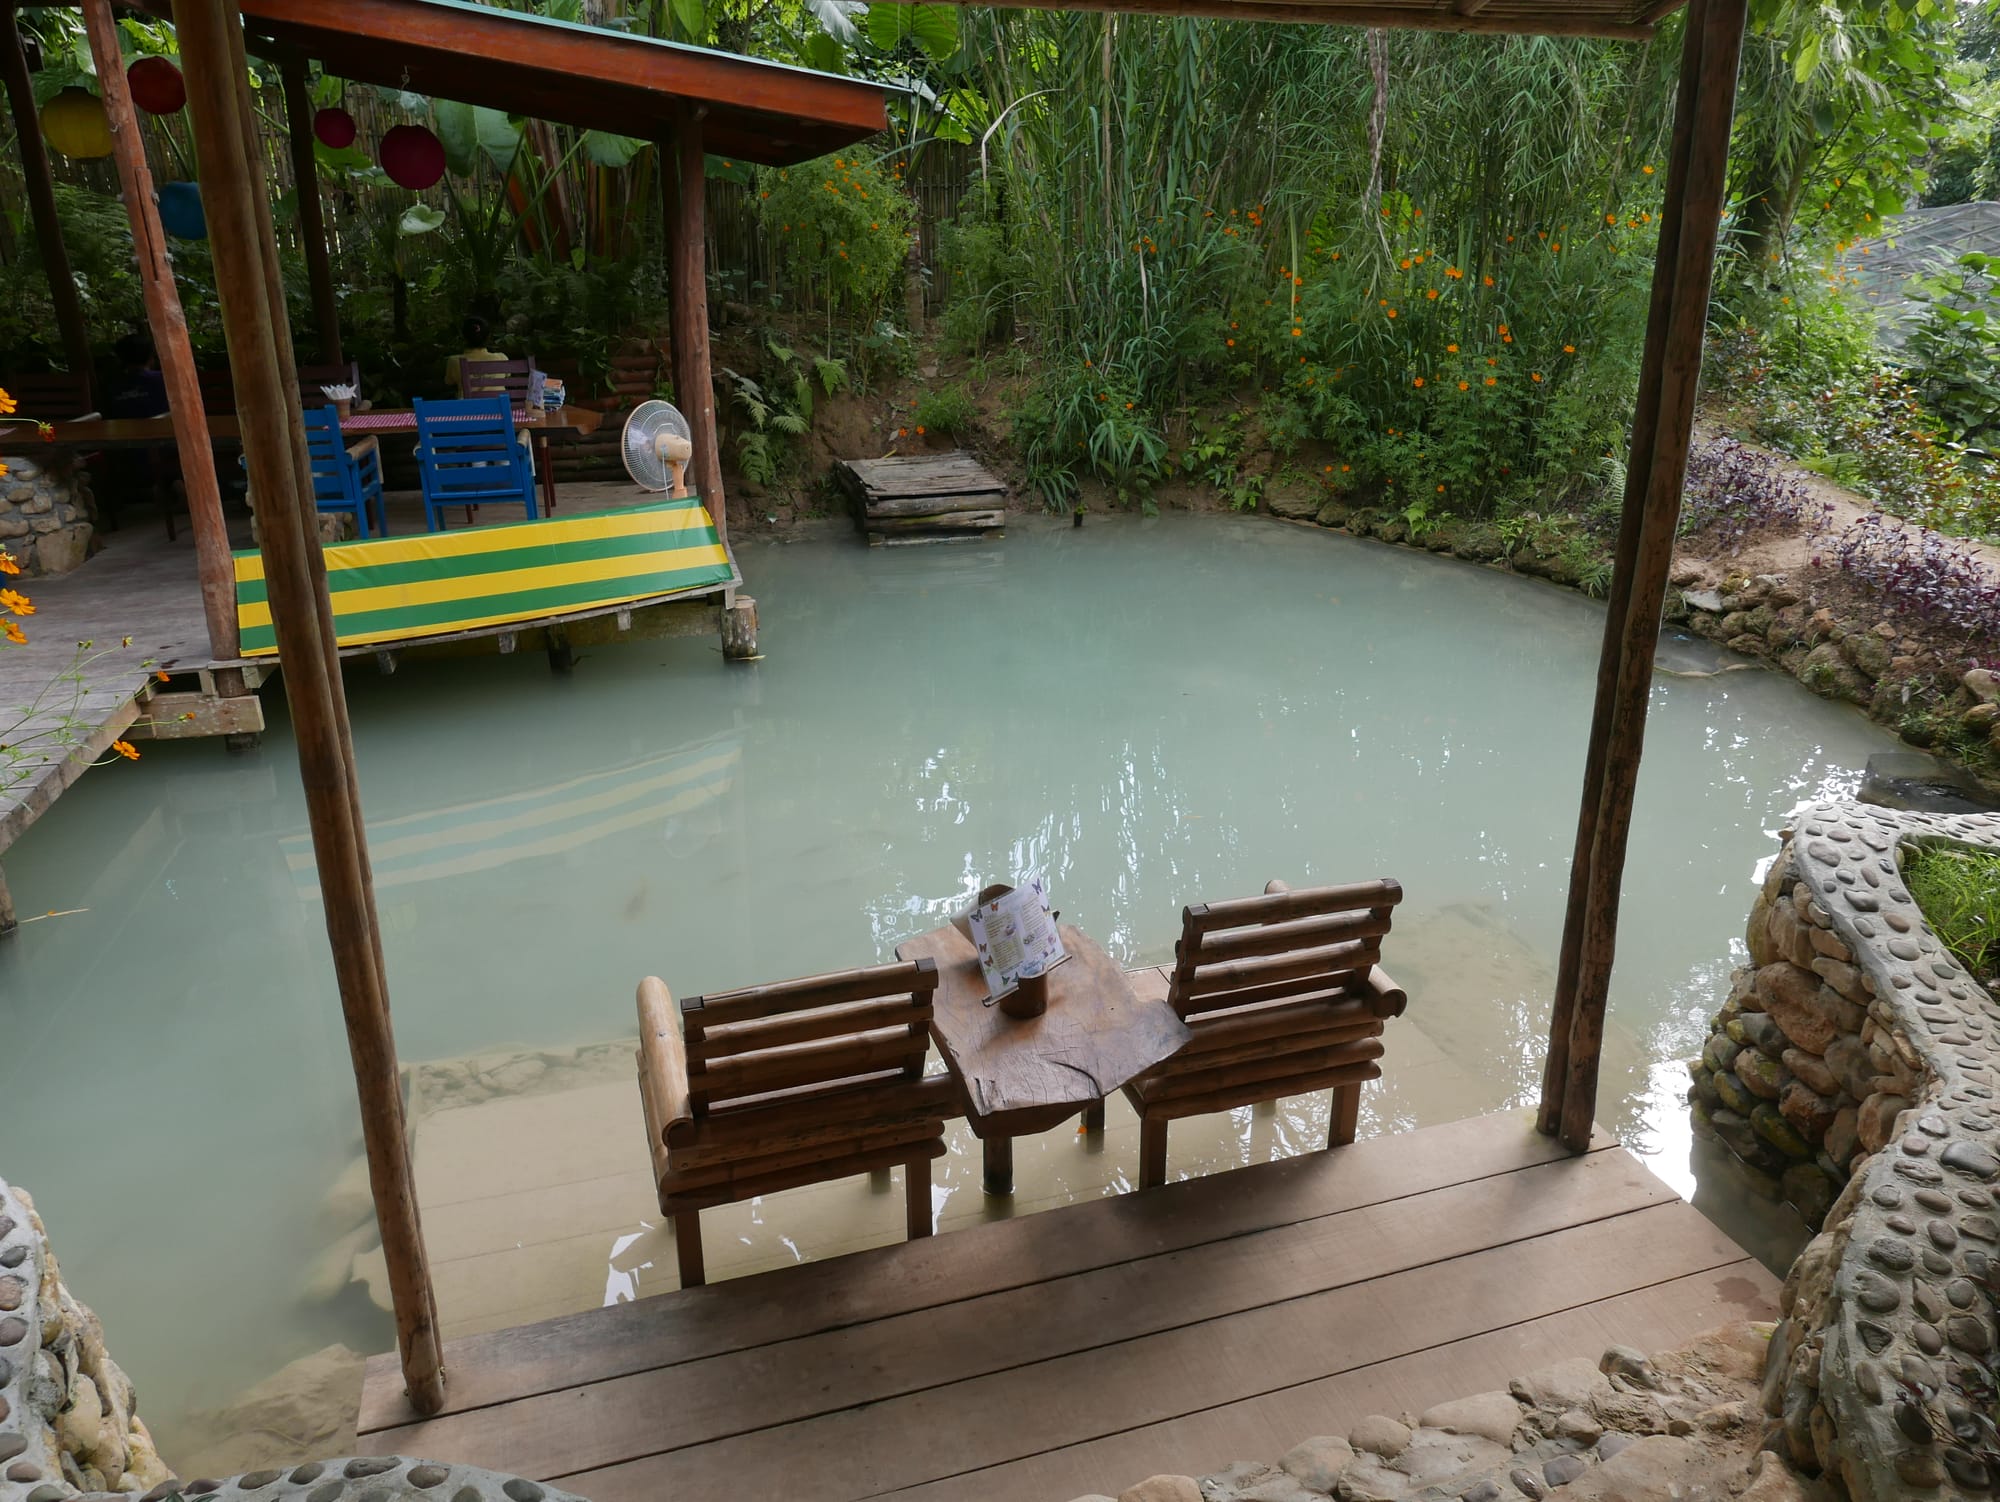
[233,498,732,656]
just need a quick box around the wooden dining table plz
[895,921,1191,1194]
[0,405,605,516]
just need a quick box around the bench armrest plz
[346,435,380,464]
[637,976,694,1148]
[1362,965,1407,1019]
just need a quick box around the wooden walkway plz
[0,528,216,921]
[356,1111,1778,1501]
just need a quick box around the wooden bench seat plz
[635,958,953,1287]
[1124,878,1408,1188]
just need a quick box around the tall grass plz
[1904,843,2000,982]
[940,16,1682,510]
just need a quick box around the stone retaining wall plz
[1697,802,2000,1501]
[0,458,93,576]
[0,1179,170,1498]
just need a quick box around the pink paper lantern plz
[126,56,185,115]
[313,106,357,150]
[379,123,445,190]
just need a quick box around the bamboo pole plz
[79,0,238,663]
[280,56,342,366]
[0,7,93,402]
[174,0,445,1414]
[669,105,727,551]
[1537,0,1747,1152]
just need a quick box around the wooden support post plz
[668,108,727,551]
[1537,0,1748,1153]
[175,0,445,1415]
[0,862,15,939]
[982,1134,1013,1196]
[0,10,92,402]
[80,0,239,663]
[281,57,342,366]
[720,593,758,661]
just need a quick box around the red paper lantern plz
[126,56,185,115]
[379,123,445,190]
[313,106,357,150]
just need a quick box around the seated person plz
[96,333,178,529]
[443,317,510,398]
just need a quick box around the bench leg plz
[1329,1081,1362,1149]
[673,1212,706,1288]
[982,1135,1014,1196]
[1139,1118,1168,1190]
[1082,1098,1106,1133]
[904,1159,933,1239]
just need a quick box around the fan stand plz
[669,461,689,499]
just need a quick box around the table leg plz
[982,1134,1014,1196]
[1082,1099,1106,1133]
[535,433,556,515]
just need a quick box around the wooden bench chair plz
[1124,878,1408,1189]
[635,958,954,1288]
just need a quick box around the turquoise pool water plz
[0,510,1894,1453]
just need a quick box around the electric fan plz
[621,399,695,497]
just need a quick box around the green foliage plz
[936,175,1035,355]
[1904,842,2000,982]
[910,385,977,435]
[722,336,836,487]
[758,154,917,322]
[1903,251,2000,451]
[1012,360,1167,511]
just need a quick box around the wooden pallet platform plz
[835,451,1008,545]
[356,1110,1778,1501]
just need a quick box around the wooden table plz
[0,406,604,517]
[896,922,1191,1194]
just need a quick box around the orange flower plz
[1606,214,1617,225]
[1642,164,1655,175]
[1437,485,1445,494]
[1503,335,1513,344]
[1291,327,1302,337]
[1551,244,1561,253]
[0,387,15,416]
[916,425,927,435]
[1563,344,1576,354]
[1386,308,1398,318]
[1413,377,1425,388]
[1497,323,1509,335]
[1482,275,1495,287]
[0,549,17,576]
[1530,372,1543,382]
[1487,357,1498,366]
[111,740,139,761]
[1458,381,1470,391]
[1341,464,1351,473]
[1484,376,1497,386]
[1226,338,1236,347]
[155,669,171,682]
[898,427,909,436]
[0,588,33,615]
[1446,343,1459,353]
[1399,258,1412,270]
[1426,289,1439,301]
[2,620,22,644]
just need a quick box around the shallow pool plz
[0,511,1891,1455]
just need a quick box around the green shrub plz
[1904,843,2000,983]
[758,153,915,322]
[911,385,978,435]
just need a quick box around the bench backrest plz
[1167,878,1404,1021]
[681,958,938,1121]
[461,357,536,401]
[3,372,92,419]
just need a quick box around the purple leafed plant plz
[1679,438,1827,551]
[1833,514,2000,643]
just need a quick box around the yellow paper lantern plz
[40,87,112,159]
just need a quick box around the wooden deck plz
[356,1110,1778,1502]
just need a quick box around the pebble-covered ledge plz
[0,1178,589,1502]
[1728,801,2000,1501]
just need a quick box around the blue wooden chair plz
[302,405,386,539]
[412,395,538,531]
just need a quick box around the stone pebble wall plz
[1698,801,2000,1501]
[1690,842,1924,1229]
[0,458,94,576]
[0,1179,171,1498]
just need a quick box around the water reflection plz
[0,511,1890,1452]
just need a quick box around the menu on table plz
[966,874,1068,1000]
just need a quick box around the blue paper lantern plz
[157,181,206,241]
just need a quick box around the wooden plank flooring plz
[358,1110,1778,1501]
